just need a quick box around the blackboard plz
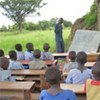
[68,30,100,53]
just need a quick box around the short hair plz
[0,57,9,70]
[58,18,63,23]
[45,67,61,85]
[15,44,22,51]
[34,49,41,58]
[76,51,87,65]
[68,51,76,61]
[0,49,4,57]
[97,55,100,61]
[9,50,17,60]
[92,62,100,80]
[43,43,50,51]
[26,43,34,51]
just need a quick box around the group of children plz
[0,44,100,99]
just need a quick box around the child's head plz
[15,43,22,51]
[26,43,34,51]
[43,43,50,52]
[92,62,100,81]
[45,67,61,85]
[0,49,4,57]
[68,51,76,61]
[96,55,100,61]
[0,57,9,70]
[9,50,17,60]
[34,49,41,59]
[76,51,87,65]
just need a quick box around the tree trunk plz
[18,22,22,32]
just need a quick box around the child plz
[24,43,34,60]
[0,49,4,57]
[8,50,24,70]
[15,43,25,60]
[40,43,54,61]
[0,57,15,81]
[40,67,77,100]
[63,51,78,72]
[29,49,48,69]
[65,51,92,84]
[86,62,100,100]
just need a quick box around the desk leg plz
[40,75,44,90]
[23,90,32,100]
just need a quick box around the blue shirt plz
[40,89,77,100]
[55,23,63,41]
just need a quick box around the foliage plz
[0,29,71,54]
[63,20,72,27]
[84,1,97,27]
[0,0,45,32]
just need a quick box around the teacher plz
[54,18,64,53]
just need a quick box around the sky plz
[0,0,94,27]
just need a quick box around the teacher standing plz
[54,18,65,53]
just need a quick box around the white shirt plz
[65,69,93,84]
[16,51,25,60]
[24,51,34,60]
[63,61,78,72]
[40,51,54,61]
[8,60,24,70]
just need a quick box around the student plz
[8,50,24,70]
[86,62,100,100]
[0,49,4,57]
[24,43,34,60]
[41,43,54,61]
[29,49,48,69]
[65,51,92,84]
[40,67,77,100]
[0,57,15,81]
[15,43,25,60]
[63,51,78,72]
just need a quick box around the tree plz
[0,0,45,32]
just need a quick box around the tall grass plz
[0,28,71,54]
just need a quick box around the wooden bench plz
[11,70,46,90]
[60,84,86,100]
[0,82,35,100]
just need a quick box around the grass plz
[0,28,71,54]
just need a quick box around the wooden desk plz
[17,60,56,66]
[85,62,95,67]
[87,52,100,62]
[52,53,68,59]
[60,84,86,100]
[11,70,46,90]
[0,82,35,100]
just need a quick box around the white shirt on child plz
[65,68,92,84]
[40,51,54,61]
[16,51,25,60]
[24,51,34,60]
[8,60,24,70]
[63,61,78,72]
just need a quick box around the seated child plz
[29,49,48,69]
[65,51,93,84]
[86,62,100,100]
[63,51,78,72]
[15,43,25,60]
[24,43,34,60]
[0,49,4,57]
[0,57,15,81]
[40,43,54,61]
[40,67,77,100]
[8,50,24,70]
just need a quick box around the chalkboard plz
[68,30,100,53]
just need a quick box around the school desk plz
[60,84,86,100]
[11,69,46,90]
[0,82,35,100]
